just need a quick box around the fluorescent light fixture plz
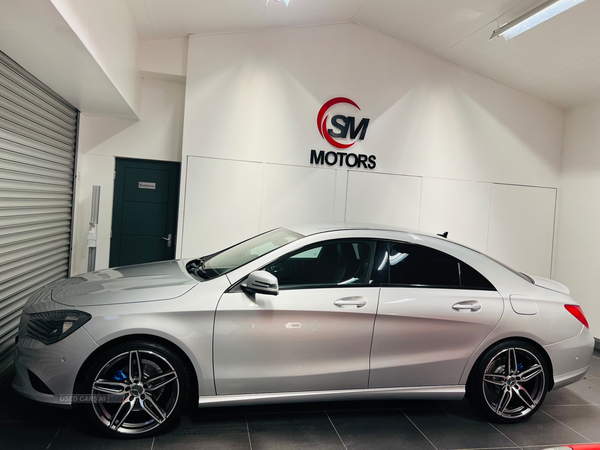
[266,0,291,6]
[490,0,585,41]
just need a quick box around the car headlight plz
[25,310,91,345]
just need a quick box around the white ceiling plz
[125,0,600,110]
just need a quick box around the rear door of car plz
[213,239,380,395]
[369,240,504,388]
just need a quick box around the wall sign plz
[138,182,156,190]
[311,97,376,169]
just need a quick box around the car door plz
[369,241,504,388]
[213,239,379,395]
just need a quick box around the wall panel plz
[419,178,491,253]
[261,164,336,231]
[487,184,556,278]
[181,157,263,257]
[345,171,422,230]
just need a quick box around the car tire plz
[467,340,548,423]
[79,340,190,438]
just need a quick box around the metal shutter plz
[0,51,77,386]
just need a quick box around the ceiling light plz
[490,0,585,41]
[266,0,291,6]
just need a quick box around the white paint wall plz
[71,78,186,275]
[51,0,142,118]
[553,103,600,337]
[179,23,563,280]
[139,38,188,82]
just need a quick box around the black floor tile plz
[327,409,435,450]
[153,414,250,450]
[247,412,344,450]
[402,407,517,450]
[0,421,63,450]
[49,420,153,450]
[561,376,600,404]
[0,387,73,423]
[542,404,600,442]
[493,409,591,447]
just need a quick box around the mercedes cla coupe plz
[13,224,594,438]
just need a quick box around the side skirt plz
[198,385,465,407]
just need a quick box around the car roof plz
[286,222,442,240]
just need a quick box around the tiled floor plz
[2,351,600,450]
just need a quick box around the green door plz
[109,158,180,267]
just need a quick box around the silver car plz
[13,224,594,438]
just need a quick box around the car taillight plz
[565,305,589,329]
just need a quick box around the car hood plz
[52,260,197,307]
[529,274,570,296]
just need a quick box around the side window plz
[460,262,495,290]
[385,241,495,290]
[388,242,460,287]
[266,241,374,288]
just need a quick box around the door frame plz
[109,157,181,267]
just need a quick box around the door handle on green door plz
[452,301,481,312]
[162,233,172,248]
[334,296,367,308]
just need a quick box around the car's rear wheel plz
[468,340,548,423]
[80,340,190,438]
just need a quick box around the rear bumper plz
[544,326,594,390]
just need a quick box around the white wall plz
[50,0,142,118]
[71,78,186,275]
[179,23,563,279]
[553,103,600,337]
[139,38,188,82]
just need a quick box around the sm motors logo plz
[311,97,376,169]
[317,97,370,149]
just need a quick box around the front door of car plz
[213,240,379,395]
[368,241,504,388]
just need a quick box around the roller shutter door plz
[0,51,77,385]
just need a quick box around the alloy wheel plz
[91,350,180,435]
[482,347,545,419]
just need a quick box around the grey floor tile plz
[0,421,63,450]
[247,412,345,450]
[403,407,517,450]
[493,409,591,447]
[562,376,600,404]
[541,404,600,442]
[327,409,435,450]
[545,384,593,406]
[586,354,600,379]
[153,414,250,450]
[49,420,154,450]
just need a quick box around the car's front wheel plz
[468,340,548,423]
[80,340,190,438]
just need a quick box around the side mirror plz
[241,270,279,296]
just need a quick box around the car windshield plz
[190,228,303,279]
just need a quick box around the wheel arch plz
[465,336,554,391]
[73,333,200,408]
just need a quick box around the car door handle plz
[334,296,367,308]
[452,301,481,312]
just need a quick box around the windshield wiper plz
[188,258,207,279]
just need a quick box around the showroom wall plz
[178,23,564,279]
[553,103,600,337]
[70,77,185,275]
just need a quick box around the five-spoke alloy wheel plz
[468,340,548,423]
[80,341,190,438]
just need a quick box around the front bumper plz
[12,326,98,406]
[544,326,595,390]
